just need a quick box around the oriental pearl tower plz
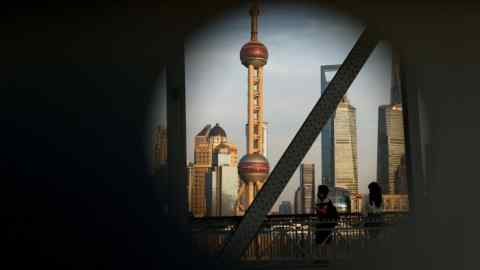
[236,1,270,214]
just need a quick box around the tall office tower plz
[187,162,194,213]
[191,125,212,217]
[395,154,408,194]
[321,65,359,194]
[300,163,316,214]
[321,65,340,189]
[236,1,270,214]
[191,123,239,217]
[377,52,405,194]
[279,201,293,215]
[224,142,238,166]
[206,143,240,216]
[152,125,168,175]
[294,187,303,214]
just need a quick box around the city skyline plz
[150,2,393,211]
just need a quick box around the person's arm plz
[326,201,338,224]
[330,201,338,219]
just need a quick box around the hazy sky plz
[152,2,393,211]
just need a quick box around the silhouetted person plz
[315,185,338,260]
[362,181,384,239]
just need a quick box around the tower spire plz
[249,0,260,41]
[391,50,402,105]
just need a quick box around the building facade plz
[395,154,408,194]
[350,192,363,213]
[300,163,315,214]
[191,123,239,217]
[351,193,409,214]
[152,126,168,175]
[187,162,194,213]
[321,65,359,194]
[382,194,409,212]
[206,144,239,216]
[279,201,293,215]
[191,125,211,217]
[377,52,406,195]
[294,187,303,214]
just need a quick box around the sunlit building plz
[206,143,239,216]
[191,125,211,217]
[152,125,168,175]
[191,123,239,217]
[383,194,409,212]
[377,52,406,194]
[350,192,363,213]
[351,193,409,214]
[395,154,408,194]
[187,162,194,213]
[300,163,315,214]
[321,65,359,194]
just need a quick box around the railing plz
[191,212,409,262]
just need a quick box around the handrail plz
[191,212,408,262]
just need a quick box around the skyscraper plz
[206,144,240,216]
[236,1,270,214]
[377,52,406,194]
[187,162,194,213]
[300,163,315,214]
[152,125,167,175]
[279,201,293,215]
[321,65,359,194]
[191,125,212,217]
[395,154,408,194]
[294,187,303,214]
[191,123,239,217]
[152,125,169,215]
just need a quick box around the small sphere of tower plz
[238,153,269,183]
[240,1,268,68]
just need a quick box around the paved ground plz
[236,260,350,270]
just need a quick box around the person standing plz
[315,185,338,260]
[362,182,384,239]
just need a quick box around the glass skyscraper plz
[321,65,359,194]
[300,163,315,214]
[377,52,406,194]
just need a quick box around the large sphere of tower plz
[240,41,268,68]
[238,153,269,183]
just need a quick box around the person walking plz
[362,182,384,240]
[315,185,338,260]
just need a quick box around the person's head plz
[368,181,383,208]
[317,185,329,200]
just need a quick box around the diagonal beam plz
[219,28,379,263]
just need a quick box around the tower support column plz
[247,64,255,154]
[247,182,255,207]
[257,66,264,156]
